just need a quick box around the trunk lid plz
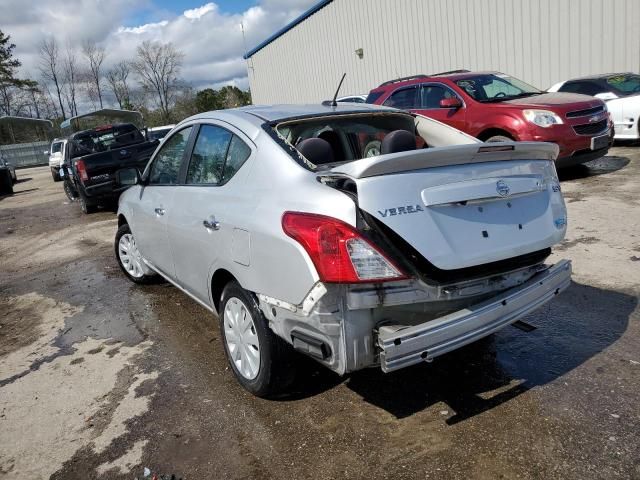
[328,142,567,270]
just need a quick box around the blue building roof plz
[244,0,333,59]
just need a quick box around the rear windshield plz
[365,91,385,104]
[274,113,423,171]
[605,74,640,96]
[455,74,541,102]
[69,124,144,159]
[51,142,62,154]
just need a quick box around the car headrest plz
[381,130,416,155]
[296,138,335,165]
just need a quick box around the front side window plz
[420,85,456,108]
[383,87,418,109]
[186,125,252,185]
[148,126,193,185]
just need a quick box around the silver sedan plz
[115,104,571,396]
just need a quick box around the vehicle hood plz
[499,92,603,112]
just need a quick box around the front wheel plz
[63,179,78,201]
[114,224,158,284]
[485,134,513,143]
[219,281,295,397]
[51,168,61,182]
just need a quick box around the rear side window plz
[222,135,252,183]
[383,87,418,109]
[186,124,251,185]
[149,127,193,185]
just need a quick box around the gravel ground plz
[0,150,638,480]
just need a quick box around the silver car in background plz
[114,104,571,396]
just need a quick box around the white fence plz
[0,141,50,168]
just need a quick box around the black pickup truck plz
[62,123,159,213]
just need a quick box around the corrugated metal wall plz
[247,0,640,104]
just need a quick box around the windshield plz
[275,113,423,171]
[605,74,640,96]
[455,74,541,102]
[51,142,62,154]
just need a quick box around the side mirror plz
[440,97,463,109]
[115,167,140,187]
[44,150,50,155]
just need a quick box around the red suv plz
[367,71,613,167]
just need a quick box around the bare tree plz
[132,41,183,122]
[106,61,131,109]
[82,41,106,109]
[38,38,66,120]
[62,45,79,117]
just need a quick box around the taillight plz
[282,212,407,283]
[76,160,88,182]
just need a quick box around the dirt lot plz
[1,151,639,480]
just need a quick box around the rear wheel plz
[114,224,158,284]
[78,190,97,214]
[219,281,295,397]
[0,170,13,194]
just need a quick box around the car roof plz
[372,71,504,92]
[186,103,402,125]
[563,72,638,82]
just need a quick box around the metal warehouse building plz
[244,0,640,104]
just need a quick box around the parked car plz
[61,123,159,213]
[337,95,367,104]
[47,138,67,182]
[146,124,175,141]
[114,103,571,397]
[0,152,16,194]
[548,73,640,140]
[367,71,613,167]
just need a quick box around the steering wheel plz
[494,92,507,98]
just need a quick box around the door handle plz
[203,217,220,231]
[154,207,165,216]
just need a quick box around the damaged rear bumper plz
[377,260,572,373]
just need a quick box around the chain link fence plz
[0,141,50,168]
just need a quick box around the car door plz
[167,123,254,305]
[414,83,466,131]
[133,126,194,280]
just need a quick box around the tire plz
[0,170,13,195]
[114,224,158,284]
[219,281,295,397]
[51,169,61,182]
[485,134,513,143]
[78,190,97,214]
[63,178,78,201]
[363,140,382,157]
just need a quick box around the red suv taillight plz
[76,159,88,182]
[282,212,407,284]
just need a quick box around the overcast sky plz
[3,0,318,91]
